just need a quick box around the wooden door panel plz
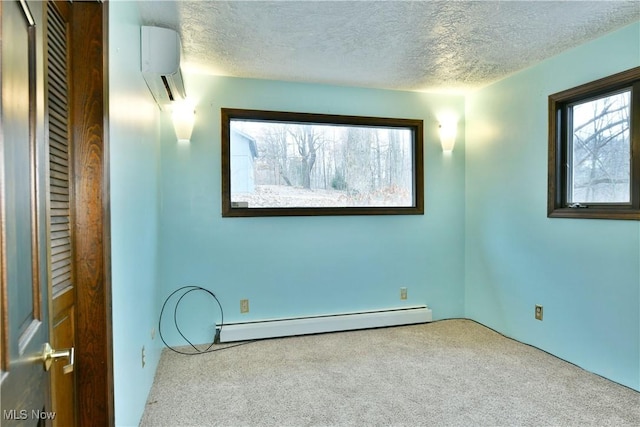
[0,0,49,424]
[46,1,77,425]
[50,288,75,426]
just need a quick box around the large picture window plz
[221,109,424,217]
[548,67,640,220]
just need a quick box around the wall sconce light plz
[439,120,457,153]
[172,102,195,143]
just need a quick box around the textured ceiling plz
[138,1,640,93]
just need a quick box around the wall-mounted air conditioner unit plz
[141,26,186,108]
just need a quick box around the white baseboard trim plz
[220,305,432,342]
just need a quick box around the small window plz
[221,109,424,217]
[548,67,640,220]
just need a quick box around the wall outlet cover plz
[240,299,249,313]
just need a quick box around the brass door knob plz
[42,343,74,374]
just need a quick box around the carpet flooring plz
[139,319,640,426]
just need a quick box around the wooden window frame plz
[548,67,640,220]
[221,108,424,217]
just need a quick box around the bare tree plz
[571,91,630,202]
[288,125,324,189]
[261,124,293,186]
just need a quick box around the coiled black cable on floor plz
[158,285,249,355]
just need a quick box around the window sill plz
[547,207,640,220]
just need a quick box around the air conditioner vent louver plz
[160,76,175,101]
[141,26,186,108]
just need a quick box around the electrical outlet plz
[535,305,543,321]
[141,345,146,368]
[240,299,249,314]
[400,287,407,300]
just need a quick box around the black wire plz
[159,285,251,355]
[174,287,218,352]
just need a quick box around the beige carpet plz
[140,319,640,426]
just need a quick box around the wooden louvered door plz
[46,1,76,425]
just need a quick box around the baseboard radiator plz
[220,305,432,342]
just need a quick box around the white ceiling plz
[138,0,640,93]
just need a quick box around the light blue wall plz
[157,76,466,345]
[109,2,164,425]
[465,22,640,391]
